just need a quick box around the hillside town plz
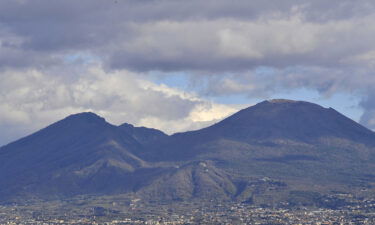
[1,194,375,225]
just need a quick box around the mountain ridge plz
[144,99,375,161]
[0,99,375,205]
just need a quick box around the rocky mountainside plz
[0,113,150,198]
[1,100,375,205]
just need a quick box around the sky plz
[1,0,375,146]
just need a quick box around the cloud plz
[1,0,375,71]
[137,102,242,134]
[109,14,375,72]
[201,66,375,103]
[1,0,375,141]
[360,94,375,130]
[0,66,241,145]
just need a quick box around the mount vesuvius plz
[1,99,375,206]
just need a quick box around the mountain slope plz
[147,99,375,160]
[1,100,375,205]
[143,100,375,197]
[206,99,374,143]
[0,112,150,199]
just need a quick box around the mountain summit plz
[206,99,374,143]
[0,100,375,205]
[0,112,148,198]
[148,99,375,160]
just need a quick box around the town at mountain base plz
[1,99,375,208]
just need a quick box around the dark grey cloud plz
[1,0,375,70]
[3,0,363,25]
[1,0,375,143]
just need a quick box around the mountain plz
[203,99,374,143]
[146,99,375,159]
[118,123,167,146]
[0,112,162,199]
[1,100,375,206]
[142,99,375,203]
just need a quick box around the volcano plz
[1,100,375,205]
